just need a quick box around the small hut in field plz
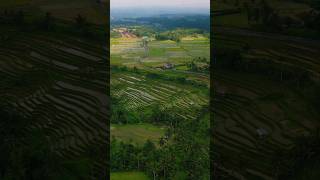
[163,63,174,69]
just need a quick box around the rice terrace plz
[0,0,108,179]
[110,8,210,180]
[212,0,320,179]
[3,0,320,179]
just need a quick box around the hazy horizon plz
[111,8,209,19]
[111,0,209,19]
[111,0,209,9]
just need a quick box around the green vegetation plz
[111,124,165,145]
[110,32,209,70]
[0,4,107,179]
[111,15,210,179]
[0,0,107,24]
[111,172,149,180]
[213,0,320,179]
[212,0,320,38]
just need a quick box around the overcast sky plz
[111,0,209,9]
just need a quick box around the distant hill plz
[111,14,210,31]
[111,7,209,19]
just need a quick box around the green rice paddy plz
[110,123,166,145]
[111,172,149,180]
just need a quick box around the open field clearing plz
[111,37,209,68]
[0,26,108,178]
[111,172,149,180]
[110,123,165,145]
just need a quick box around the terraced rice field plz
[111,71,208,120]
[213,30,320,179]
[214,27,320,77]
[0,28,108,178]
[111,30,210,179]
[214,71,319,178]
[110,34,210,153]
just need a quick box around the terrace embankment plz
[213,19,320,179]
[0,27,108,179]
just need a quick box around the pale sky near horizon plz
[111,0,209,9]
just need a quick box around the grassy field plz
[111,36,209,68]
[111,172,149,180]
[111,123,165,145]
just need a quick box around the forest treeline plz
[111,102,210,180]
[214,0,320,35]
[111,67,210,178]
[111,15,210,32]
[0,9,106,41]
